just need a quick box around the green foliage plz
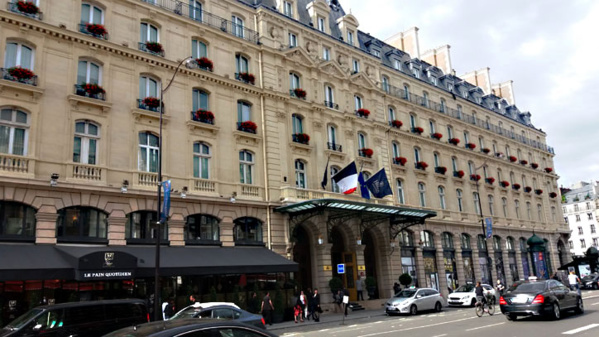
[329,277,343,293]
[399,273,413,287]
[365,276,377,288]
[209,286,217,302]
[274,286,284,314]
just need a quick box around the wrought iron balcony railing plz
[8,1,43,20]
[74,84,106,100]
[138,42,165,57]
[1,68,38,86]
[327,142,342,152]
[78,23,109,40]
[324,100,339,109]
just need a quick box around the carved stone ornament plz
[269,26,280,39]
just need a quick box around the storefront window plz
[0,201,36,240]
[57,207,107,242]
[126,211,168,243]
[461,233,471,249]
[185,214,220,244]
[420,231,434,248]
[401,255,417,287]
[441,232,453,249]
[233,217,263,245]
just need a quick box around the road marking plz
[562,324,599,335]
[466,322,505,331]
[357,316,475,337]
[432,335,447,337]
[591,302,599,306]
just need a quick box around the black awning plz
[0,244,74,281]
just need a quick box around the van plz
[0,299,149,337]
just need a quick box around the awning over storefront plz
[0,244,297,281]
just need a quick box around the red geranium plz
[82,83,105,95]
[17,1,39,14]
[466,143,476,149]
[240,120,257,131]
[482,148,491,154]
[196,57,214,71]
[486,177,495,184]
[239,72,255,85]
[357,108,370,117]
[544,167,553,173]
[416,161,428,169]
[549,192,557,198]
[391,120,403,128]
[520,160,528,165]
[449,138,460,145]
[194,109,214,121]
[145,41,163,53]
[295,133,310,144]
[395,156,407,166]
[531,163,539,169]
[508,156,518,162]
[470,174,481,181]
[535,189,543,195]
[360,148,373,157]
[8,66,35,80]
[455,170,465,178]
[513,183,521,190]
[293,88,306,98]
[432,132,443,140]
[413,126,424,134]
[86,23,107,37]
[500,181,510,188]
[435,166,447,174]
[524,186,532,193]
[142,96,160,108]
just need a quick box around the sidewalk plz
[267,308,385,332]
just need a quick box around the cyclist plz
[475,282,486,307]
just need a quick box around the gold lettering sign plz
[358,265,366,271]
[323,265,332,271]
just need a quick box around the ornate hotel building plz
[0,0,570,319]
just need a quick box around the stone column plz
[471,245,482,282]
[502,249,512,283]
[454,246,465,288]
[35,206,57,244]
[315,243,334,310]
[488,243,497,284]
[220,216,234,247]
[434,239,448,297]
[107,211,126,246]
[415,246,426,288]
[515,245,525,281]
[168,216,185,246]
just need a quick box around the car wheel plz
[506,314,517,321]
[550,303,561,320]
[435,302,442,312]
[471,298,477,307]
[410,305,418,315]
[575,298,584,314]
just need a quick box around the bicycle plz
[475,294,496,317]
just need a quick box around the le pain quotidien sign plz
[77,251,137,281]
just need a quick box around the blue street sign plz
[485,217,493,238]
[337,264,345,274]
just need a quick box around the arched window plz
[400,230,413,246]
[239,150,254,184]
[440,98,446,113]
[510,172,516,184]
[327,124,338,147]
[140,22,159,43]
[57,207,107,241]
[331,166,340,193]
[473,192,481,215]
[0,108,29,156]
[234,217,263,244]
[506,237,515,251]
[189,1,203,21]
[193,142,210,179]
[463,131,470,144]
[77,60,101,85]
[192,89,209,111]
[325,85,335,106]
[468,161,475,175]
[139,75,160,102]
[414,147,421,163]
[456,189,464,212]
[409,114,417,128]
[381,75,389,93]
[493,236,502,251]
[231,15,245,38]
[457,105,463,118]
[497,169,503,182]
[138,132,159,172]
[4,42,34,70]
[235,53,249,73]
[357,132,366,149]
[292,114,303,134]
[295,159,306,188]
[488,195,494,216]
[81,2,104,24]
[438,186,446,210]
[418,182,426,207]
[0,201,36,239]
[396,179,405,204]
[451,157,459,173]
[502,197,508,217]
[478,136,485,150]
[472,112,477,125]
[289,72,301,90]
[126,210,166,242]
[422,91,429,108]
[429,119,436,134]
[442,232,453,249]
[420,231,434,248]
[403,84,410,100]
[477,235,487,250]
[74,121,99,165]
[388,106,396,121]
[447,125,454,138]
[537,204,543,221]
[354,95,363,111]
[461,234,471,249]
[433,152,441,167]
[185,214,219,243]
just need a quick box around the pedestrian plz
[305,288,313,320]
[294,296,303,323]
[495,279,505,296]
[393,282,401,294]
[189,294,197,305]
[568,271,581,295]
[164,299,175,320]
[161,300,169,320]
[299,290,306,321]
[334,289,343,313]
[248,292,260,314]
[356,277,364,301]
[342,287,349,316]
[311,288,321,322]
[261,292,274,326]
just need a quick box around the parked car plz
[0,299,148,337]
[170,302,265,329]
[385,288,445,315]
[581,273,599,289]
[499,279,584,321]
[447,284,497,307]
[104,319,279,337]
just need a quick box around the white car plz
[447,284,497,307]
[385,288,445,315]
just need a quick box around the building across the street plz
[562,181,599,257]
[0,0,569,323]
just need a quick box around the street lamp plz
[154,56,193,321]
[474,160,493,284]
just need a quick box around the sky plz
[340,0,599,188]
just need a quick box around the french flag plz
[332,161,358,194]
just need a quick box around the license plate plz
[511,296,528,304]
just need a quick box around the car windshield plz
[395,290,417,298]
[170,307,201,320]
[4,309,44,329]
[455,284,475,292]
[508,282,546,293]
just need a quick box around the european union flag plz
[365,169,393,198]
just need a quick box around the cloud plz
[518,38,547,56]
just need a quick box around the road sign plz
[337,263,345,274]
[485,217,493,238]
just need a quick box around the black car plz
[581,273,599,289]
[170,302,265,329]
[104,319,279,337]
[499,279,584,321]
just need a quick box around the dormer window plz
[347,30,354,45]
[283,1,293,17]
[461,88,468,98]
[317,16,325,32]
[372,49,380,57]
[430,75,437,86]
[394,60,401,70]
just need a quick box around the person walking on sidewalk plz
[311,288,321,322]
[261,292,274,326]
[342,287,349,316]
[356,277,365,301]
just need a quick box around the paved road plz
[272,291,599,337]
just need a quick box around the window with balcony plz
[73,121,99,165]
[126,210,167,242]
[413,147,421,163]
[331,166,340,193]
[192,39,208,59]
[502,197,508,217]
[388,106,396,122]
[396,179,405,204]
[139,75,160,111]
[327,124,340,151]
[440,98,446,113]
[138,132,158,173]
[429,120,436,134]
[192,89,210,121]
[392,142,400,158]
[451,157,459,172]
[478,235,487,250]
[0,201,36,240]
[447,125,454,139]
[57,207,107,242]
[422,92,429,108]
[189,1,202,21]
[80,3,106,37]
[463,131,470,144]
[231,15,244,38]
[418,182,426,207]
[234,217,263,245]
[185,214,219,244]
[433,152,440,168]
[0,108,29,156]
[381,75,389,92]
[237,101,254,132]
[239,150,254,184]
[3,42,36,84]
[76,60,103,99]
[457,189,464,212]
[292,159,307,189]
[457,105,463,119]
[410,114,417,129]
[324,85,335,108]
[403,84,410,100]
[438,186,446,210]
[139,22,161,55]
[400,231,413,247]
[473,192,481,216]
[193,142,210,179]
[354,95,363,111]
[235,54,249,74]
[468,161,475,176]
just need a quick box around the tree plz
[399,273,413,288]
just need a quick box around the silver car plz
[385,288,445,315]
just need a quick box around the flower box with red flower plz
[508,156,517,162]
[466,142,476,150]
[486,177,495,184]
[145,41,164,54]
[85,23,107,38]
[293,88,307,99]
[500,180,510,188]
[435,166,447,175]
[391,120,403,128]
[520,160,528,165]
[431,132,443,140]
[549,192,558,198]
[470,174,481,181]
[412,127,424,134]
[238,72,255,85]
[16,1,39,14]
[196,57,214,72]
[454,170,465,178]
[239,121,257,133]
[293,133,310,145]
[495,152,504,158]
[535,189,543,195]
[194,109,215,124]
[482,148,491,154]
[416,161,428,170]
[394,156,407,166]
[356,108,370,118]
[524,186,532,193]
[448,138,460,145]
[544,167,553,173]
[142,96,160,109]
[512,183,521,191]
[82,83,105,95]
[7,66,35,80]
[359,148,373,158]
[531,163,539,169]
